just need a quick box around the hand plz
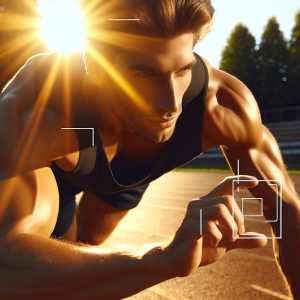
[162,175,267,277]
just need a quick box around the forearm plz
[265,205,300,300]
[222,125,300,299]
[0,231,172,300]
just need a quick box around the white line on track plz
[140,202,186,211]
[147,286,193,300]
[249,284,291,299]
[144,194,194,201]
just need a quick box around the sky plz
[196,0,300,68]
[38,0,300,69]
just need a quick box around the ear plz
[83,51,105,85]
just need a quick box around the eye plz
[177,66,193,76]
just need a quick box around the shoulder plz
[200,57,263,150]
[0,56,78,177]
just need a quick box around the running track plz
[97,171,300,300]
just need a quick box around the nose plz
[157,78,181,115]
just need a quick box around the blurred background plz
[0,0,299,171]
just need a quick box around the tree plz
[219,24,257,95]
[0,0,47,92]
[288,10,300,107]
[254,17,289,109]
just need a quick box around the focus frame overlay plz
[232,179,282,240]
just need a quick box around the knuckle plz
[187,199,199,210]
[239,217,245,229]
[217,203,226,214]
[206,221,216,231]
[187,201,194,210]
[225,176,234,183]
[224,195,233,206]
[187,200,195,210]
[217,229,223,240]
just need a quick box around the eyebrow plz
[127,58,197,73]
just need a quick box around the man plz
[0,0,299,299]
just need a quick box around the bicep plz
[202,65,263,150]
[0,167,59,237]
[221,125,281,170]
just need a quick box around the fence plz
[196,120,300,165]
[261,106,300,124]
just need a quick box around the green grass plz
[173,167,232,173]
[173,163,300,175]
[286,165,300,175]
[173,163,231,174]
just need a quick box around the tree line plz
[219,11,300,110]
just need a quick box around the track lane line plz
[249,284,291,299]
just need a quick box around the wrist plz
[141,243,176,280]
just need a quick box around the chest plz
[54,128,165,173]
[101,130,165,169]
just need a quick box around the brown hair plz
[77,0,215,52]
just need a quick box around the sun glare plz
[39,1,85,53]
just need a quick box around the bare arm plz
[0,56,268,300]
[221,127,300,300]
[0,233,170,300]
[201,58,300,299]
[0,167,171,300]
[0,169,269,299]
[0,60,79,179]
[0,61,172,299]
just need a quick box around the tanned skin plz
[0,32,299,299]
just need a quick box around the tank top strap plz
[182,53,207,106]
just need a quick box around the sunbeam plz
[12,53,63,176]
[39,0,85,53]
[86,44,152,115]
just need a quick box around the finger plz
[201,175,259,199]
[226,233,268,252]
[189,195,245,237]
[201,204,239,242]
[202,220,223,247]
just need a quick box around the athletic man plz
[0,0,299,299]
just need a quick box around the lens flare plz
[39,1,85,53]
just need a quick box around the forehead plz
[113,33,195,68]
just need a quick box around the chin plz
[138,126,175,143]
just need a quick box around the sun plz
[39,1,85,53]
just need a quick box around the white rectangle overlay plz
[232,180,282,240]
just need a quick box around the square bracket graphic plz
[232,179,282,240]
[242,198,263,216]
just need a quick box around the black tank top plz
[29,51,208,194]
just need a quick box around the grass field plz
[174,163,300,175]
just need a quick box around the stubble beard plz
[106,83,177,143]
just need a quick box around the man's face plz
[105,33,196,143]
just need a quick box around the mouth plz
[147,117,177,129]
